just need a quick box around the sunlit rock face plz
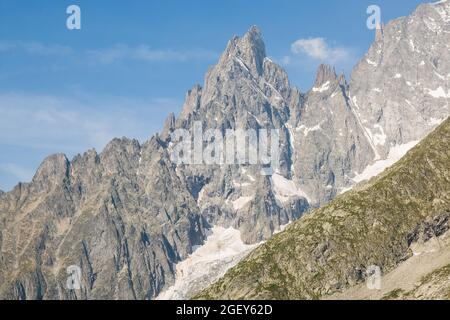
[0,1,449,300]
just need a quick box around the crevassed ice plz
[155,227,259,300]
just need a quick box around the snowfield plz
[352,140,419,183]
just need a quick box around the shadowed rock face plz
[0,1,449,300]
[0,136,207,299]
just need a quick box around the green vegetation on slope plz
[196,118,450,300]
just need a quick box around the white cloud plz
[287,37,353,65]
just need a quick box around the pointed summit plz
[222,25,266,76]
[32,153,70,192]
[313,64,337,87]
[161,112,176,140]
[375,22,384,42]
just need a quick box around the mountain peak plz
[161,112,176,140]
[314,64,337,87]
[244,25,263,41]
[32,153,70,188]
[222,25,266,76]
[375,22,384,42]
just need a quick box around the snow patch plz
[372,88,382,93]
[312,81,330,93]
[409,39,415,51]
[372,124,387,146]
[429,117,446,126]
[285,123,296,151]
[297,123,322,137]
[197,188,205,205]
[155,227,259,300]
[231,196,253,210]
[271,173,310,203]
[427,87,450,98]
[366,59,378,67]
[235,57,250,72]
[233,180,251,188]
[352,140,419,183]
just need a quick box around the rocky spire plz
[32,154,70,193]
[222,25,266,76]
[161,112,176,140]
[178,84,202,121]
[338,73,347,87]
[313,64,337,87]
[375,22,384,42]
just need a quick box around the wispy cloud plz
[86,44,218,64]
[282,37,355,66]
[0,163,35,183]
[0,40,217,64]
[0,41,73,56]
[0,92,181,153]
[0,92,182,191]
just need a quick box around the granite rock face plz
[0,137,207,299]
[196,117,450,300]
[349,0,450,159]
[0,1,449,300]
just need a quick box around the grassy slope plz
[196,118,450,300]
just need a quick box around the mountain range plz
[0,0,449,300]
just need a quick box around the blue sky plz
[0,0,428,191]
